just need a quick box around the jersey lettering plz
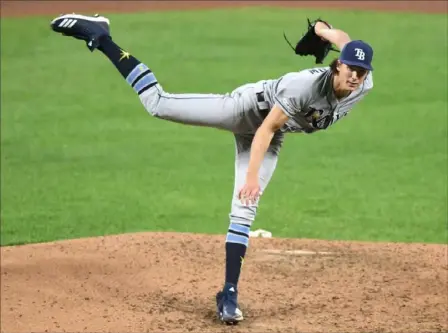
[308,68,327,75]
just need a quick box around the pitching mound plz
[1,232,447,332]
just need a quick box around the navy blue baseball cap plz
[339,40,374,71]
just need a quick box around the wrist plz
[246,171,258,182]
[314,21,332,39]
[314,21,331,37]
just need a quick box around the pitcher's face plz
[336,61,369,91]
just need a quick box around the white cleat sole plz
[220,308,244,324]
[51,13,110,26]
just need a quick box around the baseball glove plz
[283,18,339,64]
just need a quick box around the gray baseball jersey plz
[136,64,373,230]
[262,67,374,134]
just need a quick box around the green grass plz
[1,7,447,245]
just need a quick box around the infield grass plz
[1,7,447,245]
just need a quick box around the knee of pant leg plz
[229,203,257,227]
[138,84,162,117]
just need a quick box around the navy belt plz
[256,92,270,118]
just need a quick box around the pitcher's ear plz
[336,60,343,72]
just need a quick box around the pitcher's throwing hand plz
[238,179,262,206]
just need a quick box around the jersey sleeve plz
[273,73,313,118]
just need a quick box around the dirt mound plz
[1,232,447,332]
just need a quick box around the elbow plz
[259,104,289,133]
[259,119,280,135]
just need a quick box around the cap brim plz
[340,59,373,71]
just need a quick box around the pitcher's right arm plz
[238,105,288,205]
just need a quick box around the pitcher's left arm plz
[314,21,352,50]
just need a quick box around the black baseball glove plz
[284,18,339,64]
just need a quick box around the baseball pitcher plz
[50,13,374,325]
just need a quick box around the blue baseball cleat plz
[216,283,244,324]
[50,13,110,51]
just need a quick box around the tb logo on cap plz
[354,48,365,60]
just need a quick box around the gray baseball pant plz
[138,82,284,231]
